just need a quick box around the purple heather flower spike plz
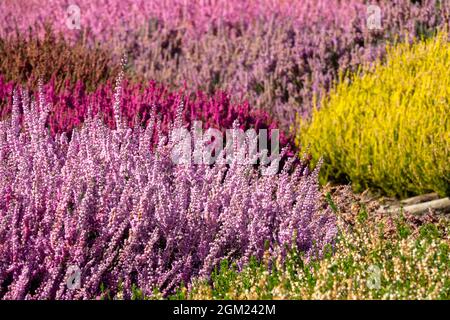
[0,81,336,299]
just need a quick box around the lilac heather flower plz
[0,81,336,299]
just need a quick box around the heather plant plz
[0,76,293,151]
[0,0,367,41]
[126,0,449,125]
[172,196,450,300]
[299,31,450,198]
[0,79,336,299]
[1,1,448,127]
[0,26,121,92]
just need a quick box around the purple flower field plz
[0,0,448,301]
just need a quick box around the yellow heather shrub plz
[298,32,450,198]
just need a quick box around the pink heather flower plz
[0,81,336,299]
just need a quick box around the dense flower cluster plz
[181,190,450,300]
[0,0,364,40]
[126,0,449,123]
[0,82,336,299]
[0,76,292,151]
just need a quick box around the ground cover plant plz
[0,76,292,150]
[0,0,448,301]
[0,80,336,299]
[171,188,450,300]
[299,32,450,198]
[0,27,120,92]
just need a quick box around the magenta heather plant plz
[0,81,336,299]
[0,76,293,151]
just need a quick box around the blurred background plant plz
[0,76,293,152]
[1,0,448,130]
[0,80,334,299]
[0,0,449,301]
[0,26,121,92]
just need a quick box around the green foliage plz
[298,31,450,198]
